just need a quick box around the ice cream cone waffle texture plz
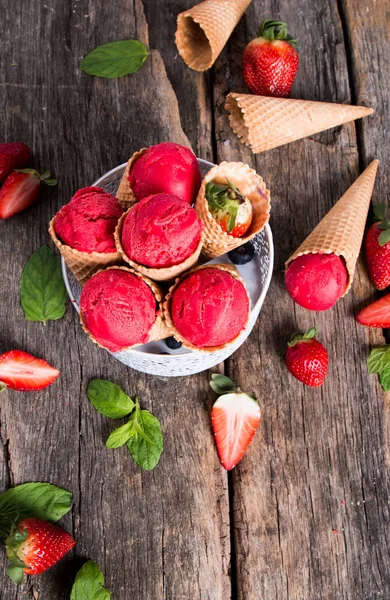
[175,0,252,71]
[163,263,251,352]
[286,160,379,295]
[116,148,147,208]
[225,93,374,154]
[80,266,172,351]
[48,216,123,286]
[114,208,204,281]
[195,161,270,258]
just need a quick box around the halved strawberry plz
[356,294,390,328]
[0,350,60,391]
[6,518,75,584]
[0,169,57,220]
[205,179,252,238]
[0,142,30,183]
[210,375,260,470]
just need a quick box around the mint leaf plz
[368,346,390,374]
[106,422,135,449]
[20,246,67,324]
[87,379,135,419]
[80,40,149,78]
[380,364,390,391]
[0,483,72,538]
[71,560,110,600]
[127,409,163,470]
[210,374,236,395]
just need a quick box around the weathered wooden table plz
[1,0,389,598]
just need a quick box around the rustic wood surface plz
[0,0,389,599]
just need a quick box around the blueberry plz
[228,242,255,265]
[165,336,183,350]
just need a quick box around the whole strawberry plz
[242,19,299,97]
[365,204,390,290]
[285,327,328,387]
[6,518,75,584]
[0,142,30,183]
[205,179,252,238]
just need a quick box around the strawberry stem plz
[258,19,298,49]
[288,327,318,347]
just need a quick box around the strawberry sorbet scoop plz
[285,252,348,311]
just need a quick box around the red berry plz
[365,207,390,290]
[356,294,390,328]
[0,350,60,391]
[212,391,260,470]
[6,518,75,581]
[0,168,57,219]
[285,328,328,387]
[0,142,30,183]
[242,20,299,98]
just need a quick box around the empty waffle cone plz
[116,148,147,208]
[225,93,374,154]
[49,216,123,286]
[80,266,172,352]
[163,263,251,352]
[175,0,251,71]
[114,208,204,282]
[195,161,270,258]
[286,160,379,295]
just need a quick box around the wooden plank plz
[213,0,390,597]
[0,0,230,598]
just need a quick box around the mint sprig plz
[71,560,110,600]
[0,483,72,539]
[87,380,163,471]
[368,345,390,391]
[80,40,149,78]
[20,246,67,324]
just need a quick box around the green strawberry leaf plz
[106,422,135,449]
[87,379,135,419]
[0,382,6,393]
[373,203,386,222]
[368,346,390,374]
[379,228,390,247]
[380,364,390,392]
[20,246,67,324]
[210,374,237,395]
[7,566,24,585]
[71,560,111,600]
[80,40,149,78]
[227,203,238,233]
[127,407,163,470]
[0,483,72,538]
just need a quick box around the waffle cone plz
[116,148,147,208]
[114,206,204,282]
[48,217,122,286]
[175,0,251,71]
[286,160,379,295]
[80,266,172,352]
[225,93,374,154]
[163,263,251,352]
[195,161,270,258]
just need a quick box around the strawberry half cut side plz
[211,392,261,471]
[0,350,60,391]
[356,294,390,328]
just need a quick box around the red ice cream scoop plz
[121,193,203,268]
[129,142,201,205]
[80,269,157,352]
[54,186,123,254]
[285,253,348,311]
[170,267,250,348]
